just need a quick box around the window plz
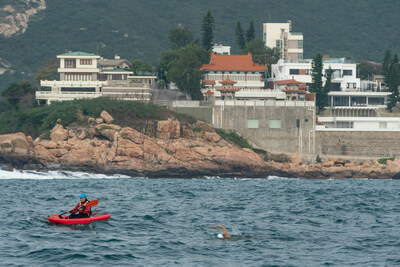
[290,69,300,75]
[269,119,281,129]
[353,83,357,89]
[333,96,349,107]
[298,53,303,60]
[296,119,300,128]
[343,70,353,76]
[64,59,76,68]
[247,119,259,129]
[368,97,384,105]
[298,40,303,49]
[276,40,282,49]
[347,83,350,89]
[80,59,92,65]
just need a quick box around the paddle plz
[51,200,99,218]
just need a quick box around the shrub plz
[378,157,395,164]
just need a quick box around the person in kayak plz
[210,226,231,239]
[67,193,91,219]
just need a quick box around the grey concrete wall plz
[173,107,213,124]
[316,131,400,158]
[213,104,316,154]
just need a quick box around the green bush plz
[215,128,252,149]
[378,157,395,164]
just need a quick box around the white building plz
[212,44,231,55]
[263,20,303,60]
[37,52,156,104]
[270,58,390,109]
[317,117,400,131]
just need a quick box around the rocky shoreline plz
[0,111,399,179]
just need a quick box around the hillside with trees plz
[0,0,399,91]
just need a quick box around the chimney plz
[115,54,120,60]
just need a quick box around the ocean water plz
[0,169,400,266]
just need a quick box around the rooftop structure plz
[263,20,303,60]
[212,44,231,55]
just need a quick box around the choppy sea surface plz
[0,169,400,266]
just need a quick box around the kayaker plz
[210,226,231,239]
[67,193,91,219]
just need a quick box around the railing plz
[214,100,315,107]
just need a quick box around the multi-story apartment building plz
[263,20,303,60]
[36,52,156,104]
[269,58,389,109]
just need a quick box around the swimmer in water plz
[210,226,231,239]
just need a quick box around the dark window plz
[331,83,341,91]
[333,96,350,107]
[61,87,95,92]
[351,97,367,106]
[368,97,384,105]
[64,59,76,68]
[343,70,352,76]
[98,74,107,81]
[289,69,299,75]
[296,119,300,128]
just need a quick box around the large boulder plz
[100,110,114,124]
[50,125,68,143]
[0,132,31,154]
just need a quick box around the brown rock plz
[100,110,114,124]
[291,152,302,165]
[202,132,221,142]
[386,159,400,173]
[322,161,335,167]
[96,118,104,124]
[50,125,68,143]
[157,118,180,139]
[88,117,95,123]
[120,127,146,144]
[195,121,215,132]
[182,125,195,137]
[0,133,30,154]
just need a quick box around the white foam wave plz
[0,168,131,180]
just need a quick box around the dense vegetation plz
[0,98,196,138]
[0,0,399,92]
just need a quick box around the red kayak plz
[47,213,111,225]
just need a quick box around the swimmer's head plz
[217,233,223,239]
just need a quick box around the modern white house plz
[263,20,303,60]
[37,52,156,104]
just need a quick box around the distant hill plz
[0,0,399,90]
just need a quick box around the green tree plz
[201,11,215,50]
[129,59,153,75]
[2,81,37,110]
[310,54,326,113]
[235,21,246,51]
[358,61,382,80]
[387,54,400,112]
[168,25,194,49]
[34,61,58,83]
[159,44,210,99]
[246,19,256,42]
[243,38,279,70]
[382,49,391,84]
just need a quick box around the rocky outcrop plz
[0,118,399,179]
[0,1,46,38]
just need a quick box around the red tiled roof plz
[275,77,304,85]
[203,90,214,95]
[202,80,216,85]
[219,76,237,84]
[200,53,268,72]
[216,88,240,92]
